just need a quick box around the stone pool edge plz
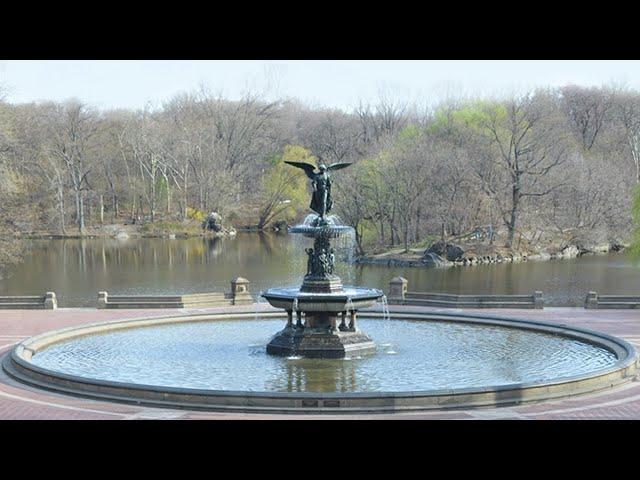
[2,309,638,414]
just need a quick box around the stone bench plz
[387,277,543,309]
[585,292,640,309]
[97,277,253,309]
[0,292,57,310]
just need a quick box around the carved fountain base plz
[266,312,376,358]
[266,328,376,358]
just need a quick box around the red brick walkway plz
[1,305,639,420]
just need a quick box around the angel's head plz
[318,164,327,172]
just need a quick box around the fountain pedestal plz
[266,324,376,358]
[262,217,383,358]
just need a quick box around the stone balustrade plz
[388,277,544,309]
[97,277,253,309]
[585,292,640,309]
[0,292,57,310]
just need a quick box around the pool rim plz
[3,308,638,413]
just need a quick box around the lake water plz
[0,234,638,307]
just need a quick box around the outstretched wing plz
[284,161,316,179]
[327,162,352,172]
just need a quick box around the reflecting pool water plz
[31,318,617,393]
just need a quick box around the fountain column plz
[349,310,357,331]
[339,312,348,331]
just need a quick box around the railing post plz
[585,291,598,309]
[231,277,253,305]
[43,292,57,310]
[389,277,408,304]
[97,291,109,309]
[533,291,544,309]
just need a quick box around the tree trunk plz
[507,181,521,248]
[75,190,85,234]
[57,182,66,235]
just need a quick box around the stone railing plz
[0,292,57,310]
[97,277,253,309]
[388,277,543,309]
[585,292,640,309]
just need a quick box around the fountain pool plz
[4,309,637,413]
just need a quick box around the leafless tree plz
[46,100,99,233]
[474,93,570,247]
[560,85,613,151]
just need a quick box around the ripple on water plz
[30,318,618,393]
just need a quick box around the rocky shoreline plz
[355,241,628,268]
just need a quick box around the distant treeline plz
[0,84,638,256]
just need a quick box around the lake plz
[0,234,638,307]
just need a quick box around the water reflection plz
[0,234,637,307]
[267,357,360,393]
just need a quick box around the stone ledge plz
[4,309,637,414]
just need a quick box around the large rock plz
[559,245,580,259]
[421,252,449,267]
[425,240,465,261]
[202,212,223,232]
[273,220,289,232]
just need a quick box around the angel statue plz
[284,159,352,219]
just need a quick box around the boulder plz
[610,242,625,252]
[425,240,465,262]
[202,212,223,232]
[273,220,289,232]
[560,245,580,258]
[421,252,449,267]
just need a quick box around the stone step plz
[103,299,234,309]
[107,293,228,303]
[594,302,640,309]
[0,303,47,309]
[406,293,535,303]
[404,298,536,309]
[597,296,640,303]
[102,301,186,309]
[0,296,45,303]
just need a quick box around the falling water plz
[289,214,357,286]
[379,294,392,349]
[345,296,354,315]
[380,294,390,321]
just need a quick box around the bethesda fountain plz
[4,152,637,414]
[261,159,384,358]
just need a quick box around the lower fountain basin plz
[261,286,384,312]
[3,309,638,413]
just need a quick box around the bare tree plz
[475,94,570,247]
[560,85,613,151]
[47,101,99,233]
[613,92,640,183]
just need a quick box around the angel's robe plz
[311,172,332,216]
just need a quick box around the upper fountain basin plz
[288,224,354,238]
[288,214,354,238]
[261,286,384,312]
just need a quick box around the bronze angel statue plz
[284,160,352,218]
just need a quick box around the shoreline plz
[354,242,630,268]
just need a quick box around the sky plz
[0,60,639,112]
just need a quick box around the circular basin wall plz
[3,310,638,413]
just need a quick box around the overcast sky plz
[0,60,638,112]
